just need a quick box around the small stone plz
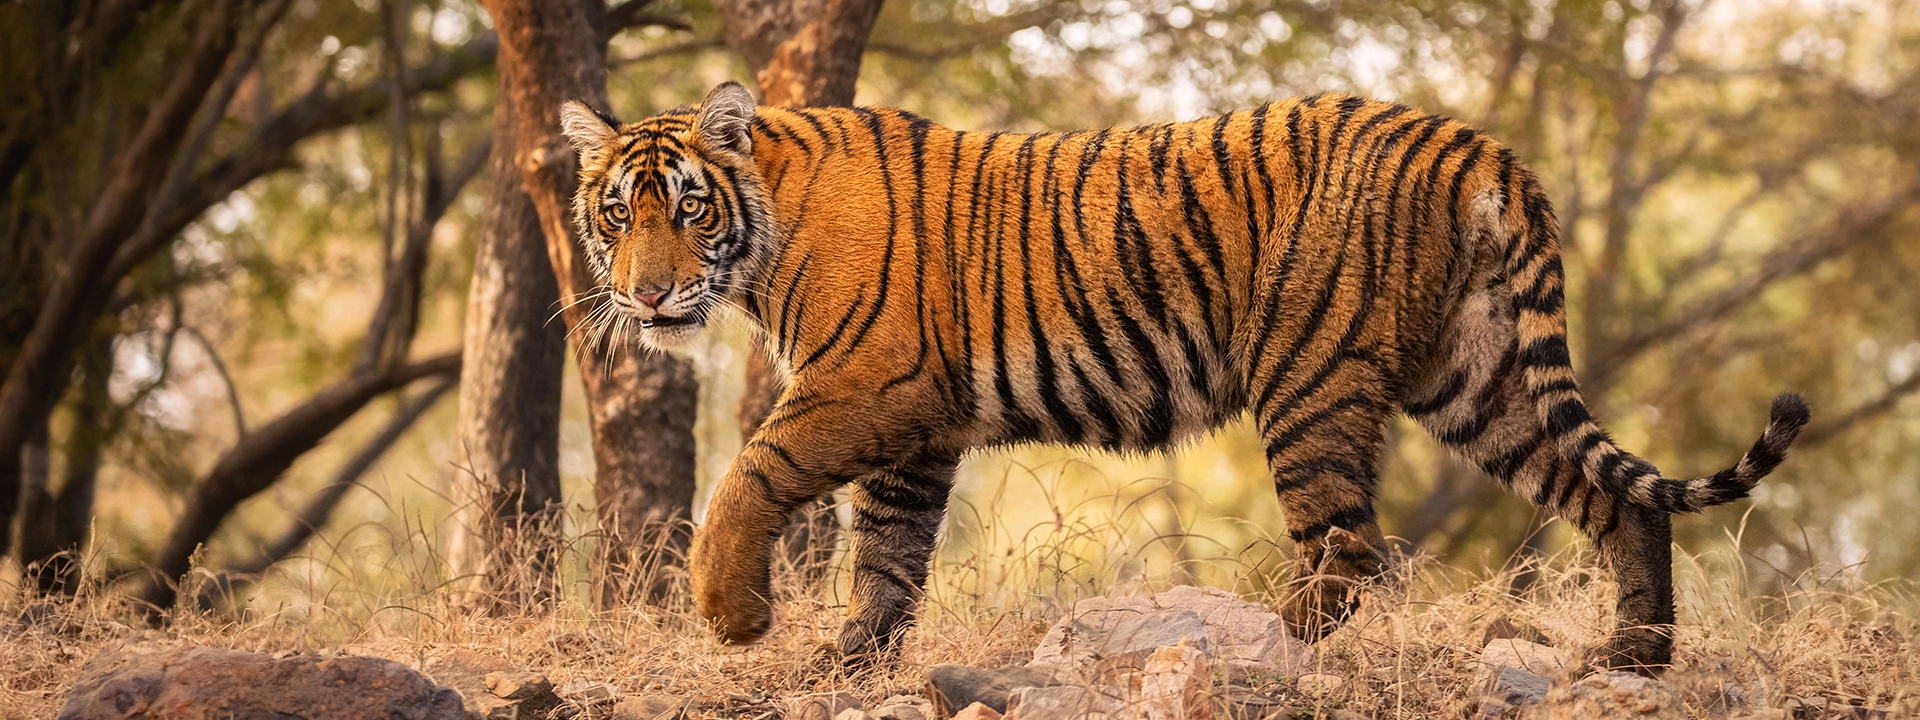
[790,691,864,720]
[1476,666,1552,718]
[1519,671,1681,720]
[1479,638,1570,676]
[873,694,933,720]
[1006,686,1102,720]
[486,670,554,700]
[612,693,685,720]
[950,702,1004,720]
[836,710,876,720]
[559,679,623,706]
[1295,673,1346,695]
[927,665,1055,715]
[1029,586,1312,684]
[1213,685,1289,720]
[1134,643,1213,720]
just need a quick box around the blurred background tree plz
[0,0,1914,618]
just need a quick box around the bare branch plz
[1589,185,1920,385]
[197,376,457,608]
[1800,374,1920,445]
[105,30,502,283]
[134,350,462,616]
[183,326,247,439]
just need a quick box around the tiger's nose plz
[633,287,670,308]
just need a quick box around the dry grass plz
[3,484,1917,719]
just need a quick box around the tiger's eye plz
[679,196,703,216]
[603,203,629,225]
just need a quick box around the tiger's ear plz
[559,100,618,152]
[696,81,756,157]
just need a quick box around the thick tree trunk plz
[713,0,885,580]
[17,334,111,594]
[446,108,568,609]
[476,0,699,606]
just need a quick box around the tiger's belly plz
[955,303,1247,453]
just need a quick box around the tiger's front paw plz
[698,593,772,645]
[1280,527,1383,642]
[689,532,774,645]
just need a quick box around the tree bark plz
[0,0,249,560]
[712,0,885,580]
[17,334,111,594]
[446,107,569,609]
[476,0,699,606]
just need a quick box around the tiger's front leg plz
[689,381,936,646]
[837,451,958,663]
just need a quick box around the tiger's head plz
[559,82,775,350]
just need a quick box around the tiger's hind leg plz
[836,450,958,664]
[1406,287,1675,672]
[1250,351,1394,642]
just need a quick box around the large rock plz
[1028,586,1312,684]
[1520,671,1682,719]
[926,665,1055,716]
[58,645,466,720]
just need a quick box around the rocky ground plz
[12,578,1917,720]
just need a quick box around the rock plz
[873,694,933,720]
[612,693,686,720]
[1472,637,1571,718]
[1475,667,1553,719]
[1294,672,1346,696]
[927,664,1056,715]
[1098,609,1210,671]
[58,645,465,720]
[559,678,624,707]
[424,650,532,719]
[1520,671,1682,720]
[836,710,876,720]
[1132,643,1213,720]
[1028,586,1313,684]
[1212,685,1290,720]
[950,702,1004,720]
[790,691,864,720]
[1005,686,1103,720]
[486,670,554,700]
[1478,638,1570,676]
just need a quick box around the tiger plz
[557,81,1810,672]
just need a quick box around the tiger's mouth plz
[639,314,698,329]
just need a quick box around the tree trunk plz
[446,107,568,610]
[17,333,111,594]
[712,0,886,580]
[476,0,699,606]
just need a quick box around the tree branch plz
[196,375,457,608]
[1588,185,1920,385]
[134,350,462,616]
[1800,373,1920,445]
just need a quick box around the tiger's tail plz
[1500,175,1810,514]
